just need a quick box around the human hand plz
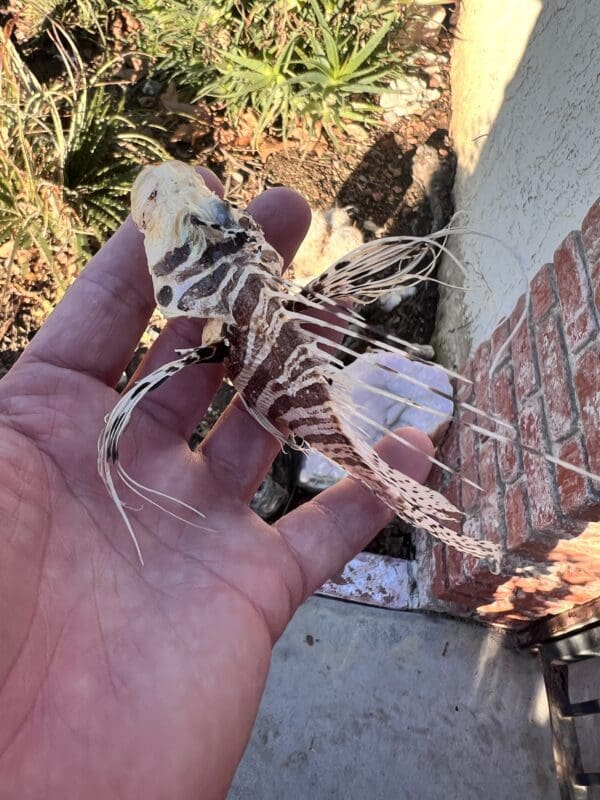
[0,170,434,799]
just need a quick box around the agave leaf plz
[342,15,394,76]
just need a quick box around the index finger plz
[18,168,224,387]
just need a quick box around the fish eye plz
[214,201,234,228]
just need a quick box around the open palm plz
[0,172,433,799]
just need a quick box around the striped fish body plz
[99,160,504,566]
[222,272,494,558]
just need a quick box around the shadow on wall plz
[433,0,600,368]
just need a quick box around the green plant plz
[0,23,166,288]
[120,0,238,83]
[291,0,399,139]
[121,0,409,144]
[199,36,298,143]
[5,0,109,43]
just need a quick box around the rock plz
[298,351,454,493]
[379,75,441,118]
[291,206,364,286]
[340,351,454,443]
[344,123,370,141]
[403,5,447,47]
[378,285,417,312]
[141,78,162,97]
[297,450,347,492]
[250,450,299,520]
[250,472,290,520]
[407,49,438,67]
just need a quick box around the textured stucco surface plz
[434,0,600,366]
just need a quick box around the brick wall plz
[418,198,600,628]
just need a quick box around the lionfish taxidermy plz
[98,161,595,569]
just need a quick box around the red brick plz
[458,409,480,513]
[573,343,600,477]
[581,198,600,315]
[504,480,531,554]
[439,421,460,472]
[518,398,560,534]
[456,362,474,404]
[581,197,600,272]
[445,542,464,591]
[523,452,560,535]
[472,341,491,425]
[491,362,516,420]
[535,313,576,441]
[504,466,556,553]
[518,394,546,451]
[530,263,557,322]
[430,542,449,599]
[445,474,461,511]
[436,540,485,604]
[510,295,538,403]
[491,363,520,483]
[497,439,518,485]
[478,439,504,545]
[427,466,444,494]
[554,231,598,352]
[445,515,502,601]
[460,561,503,599]
[490,317,510,367]
[557,436,600,520]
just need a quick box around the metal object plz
[517,597,600,649]
[536,623,600,799]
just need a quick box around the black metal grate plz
[539,623,600,799]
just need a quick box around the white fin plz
[98,347,215,563]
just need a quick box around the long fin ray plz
[306,323,600,486]
[98,346,217,562]
[320,387,502,567]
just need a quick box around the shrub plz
[125,0,410,143]
[4,0,109,43]
[0,22,166,288]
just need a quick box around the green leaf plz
[342,15,394,75]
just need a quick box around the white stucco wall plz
[434,0,600,366]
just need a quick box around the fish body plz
[103,160,543,566]
[224,267,483,557]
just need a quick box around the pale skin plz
[0,170,434,799]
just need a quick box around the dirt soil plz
[0,18,456,558]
